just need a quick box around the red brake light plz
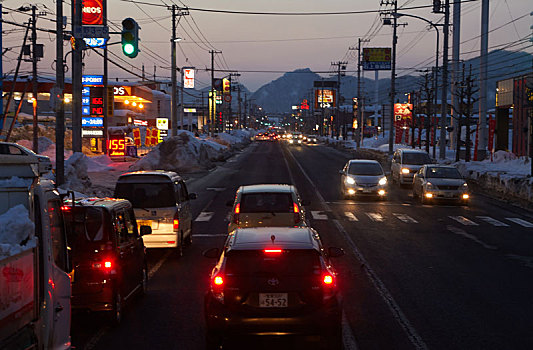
[61,205,71,211]
[213,276,224,285]
[173,219,179,230]
[264,249,282,254]
[293,203,299,213]
[323,274,333,285]
[234,203,240,214]
[233,203,240,224]
[104,261,112,269]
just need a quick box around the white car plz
[340,159,387,199]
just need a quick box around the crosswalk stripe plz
[195,212,215,222]
[506,218,533,228]
[366,213,384,222]
[393,213,418,223]
[449,216,479,226]
[311,211,329,220]
[344,212,358,221]
[476,216,509,227]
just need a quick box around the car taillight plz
[233,203,240,224]
[264,249,282,254]
[293,202,301,224]
[321,271,336,300]
[211,273,225,303]
[60,205,71,211]
[92,259,115,273]
[173,212,179,231]
[323,274,333,285]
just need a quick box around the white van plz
[114,171,197,256]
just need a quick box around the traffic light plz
[121,18,139,58]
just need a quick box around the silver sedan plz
[412,165,470,205]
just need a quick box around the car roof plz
[118,170,182,181]
[64,197,131,211]
[398,148,429,154]
[348,159,380,164]
[425,165,458,169]
[239,184,295,194]
[228,227,320,251]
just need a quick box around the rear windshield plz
[226,250,321,275]
[65,207,107,250]
[240,193,293,213]
[426,167,462,179]
[115,182,175,208]
[403,153,431,165]
[348,162,383,176]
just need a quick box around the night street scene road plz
[1,0,533,349]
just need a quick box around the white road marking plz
[393,213,418,223]
[311,210,329,220]
[446,225,497,250]
[342,310,359,350]
[505,254,533,269]
[148,250,173,279]
[194,212,215,222]
[366,212,384,222]
[344,212,359,221]
[476,216,509,227]
[449,216,479,226]
[286,147,427,350]
[506,217,533,228]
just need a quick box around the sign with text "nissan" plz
[82,0,104,25]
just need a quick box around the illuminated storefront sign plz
[82,0,104,25]
[82,116,104,127]
[133,119,148,126]
[108,135,126,157]
[82,128,104,137]
[113,86,132,96]
[83,37,107,48]
[362,48,392,70]
[156,118,169,130]
[184,68,195,89]
[82,75,104,85]
[315,89,336,108]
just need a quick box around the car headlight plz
[378,177,387,186]
[346,176,356,185]
[289,139,293,144]
[426,182,435,190]
[401,168,410,174]
[462,182,468,189]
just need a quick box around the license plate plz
[444,193,454,198]
[363,189,372,193]
[259,293,288,308]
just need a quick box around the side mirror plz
[328,247,345,258]
[188,193,197,200]
[140,225,152,236]
[225,200,234,207]
[203,247,220,259]
[301,199,311,206]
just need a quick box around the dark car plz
[62,197,151,324]
[203,227,344,349]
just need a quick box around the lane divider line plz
[284,146,428,350]
[194,212,215,222]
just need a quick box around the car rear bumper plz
[72,286,114,311]
[142,233,178,248]
[205,295,341,336]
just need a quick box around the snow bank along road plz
[71,141,533,350]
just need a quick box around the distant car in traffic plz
[114,171,196,256]
[412,165,470,204]
[63,197,152,324]
[391,149,433,186]
[203,227,344,349]
[339,159,387,199]
[226,184,309,233]
[305,135,318,144]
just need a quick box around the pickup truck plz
[0,142,72,349]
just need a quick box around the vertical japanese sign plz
[184,68,195,89]
[394,103,412,144]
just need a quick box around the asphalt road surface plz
[71,141,533,350]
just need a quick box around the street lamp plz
[395,12,442,158]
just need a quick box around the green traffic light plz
[123,43,135,55]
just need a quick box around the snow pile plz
[0,177,34,188]
[130,131,229,173]
[0,205,36,258]
[86,155,114,172]
[61,152,92,193]
[231,129,254,142]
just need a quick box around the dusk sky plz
[2,0,532,92]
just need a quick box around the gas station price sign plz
[90,87,105,115]
[108,134,126,158]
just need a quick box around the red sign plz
[108,136,126,157]
[82,0,104,25]
[301,99,309,110]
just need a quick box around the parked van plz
[114,171,197,255]
[63,197,151,324]
[390,149,433,186]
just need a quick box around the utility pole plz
[478,0,489,158]
[331,61,347,139]
[381,0,400,155]
[210,50,221,135]
[169,5,188,136]
[103,0,108,154]
[237,83,242,128]
[55,0,65,185]
[418,70,433,154]
[439,0,450,159]
[31,6,38,153]
[179,67,184,131]
[0,0,3,126]
[450,0,461,150]
[351,39,369,147]
[72,0,82,152]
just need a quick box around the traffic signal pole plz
[31,6,38,153]
[72,0,82,152]
[103,0,108,153]
[55,0,65,185]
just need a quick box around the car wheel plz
[205,330,222,350]
[176,232,184,258]
[140,264,148,296]
[110,291,122,325]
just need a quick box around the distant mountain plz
[249,50,532,113]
